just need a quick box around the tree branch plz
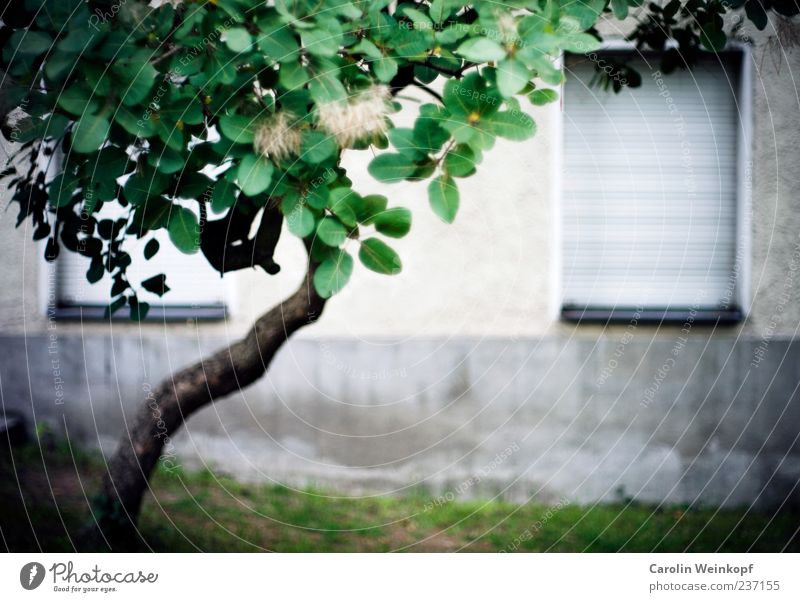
[84,254,326,549]
[412,81,444,103]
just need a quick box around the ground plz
[1,441,798,552]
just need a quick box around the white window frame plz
[551,41,753,323]
[38,234,238,322]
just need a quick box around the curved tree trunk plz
[83,265,325,550]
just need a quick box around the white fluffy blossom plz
[253,112,303,163]
[316,85,392,148]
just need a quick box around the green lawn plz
[1,443,797,552]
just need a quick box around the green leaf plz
[147,145,185,174]
[219,115,257,144]
[286,204,316,237]
[443,145,476,177]
[123,168,169,205]
[372,207,411,238]
[168,206,200,254]
[456,37,507,62]
[442,73,500,119]
[301,28,342,57]
[525,54,564,85]
[112,58,157,106]
[144,238,160,260]
[496,58,530,97]
[430,0,460,23]
[328,187,361,227]
[352,38,382,59]
[300,130,338,163]
[529,88,559,105]
[93,147,132,182]
[358,194,388,222]
[155,118,186,152]
[485,111,537,140]
[45,52,74,81]
[258,24,299,60]
[9,30,52,55]
[237,154,274,196]
[559,32,601,53]
[389,128,426,159]
[57,26,98,53]
[313,250,354,298]
[56,85,100,116]
[71,115,110,154]
[172,172,214,200]
[211,178,238,213]
[305,185,330,209]
[316,216,348,246]
[279,61,309,90]
[428,174,459,223]
[131,196,172,234]
[373,56,398,83]
[215,0,246,21]
[400,6,433,28]
[201,53,237,87]
[359,238,402,275]
[436,24,469,45]
[413,113,450,153]
[225,27,253,52]
[114,105,156,137]
[159,91,205,126]
[309,73,347,104]
[368,153,419,183]
[611,0,629,20]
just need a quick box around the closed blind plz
[562,53,741,310]
[56,203,229,308]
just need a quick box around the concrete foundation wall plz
[3,332,798,509]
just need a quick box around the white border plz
[2,552,798,600]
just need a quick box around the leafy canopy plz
[0,0,787,318]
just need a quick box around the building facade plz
[1,26,799,509]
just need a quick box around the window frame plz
[552,41,753,325]
[39,240,237,323]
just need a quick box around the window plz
[560,49,749,322]
[53,204,232,320]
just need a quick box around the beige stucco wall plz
[1,21,798,341]
[241,90,558,338]
[0,91,559,339]
[746,27,800,339]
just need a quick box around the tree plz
[0,0,790,548]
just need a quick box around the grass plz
[1,442,798,552]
